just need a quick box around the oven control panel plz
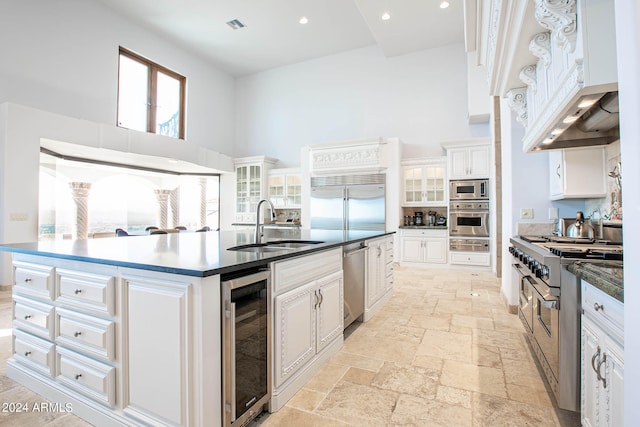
[509,246,550,282]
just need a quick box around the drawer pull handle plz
[74,331,82,337]
[74,289,83,294]
[24,314,32,320]
[75,374,82,380]
[24,278,32,283]
[594,302,604,312]
[24,351,32,357]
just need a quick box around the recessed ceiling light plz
[563,115,579,124]
[381,12,391,21]
[551,128,563,135]
[440,1,450,9]
[299,16,309,25]
[543,138,554,145]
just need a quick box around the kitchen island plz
[1,229,394,427]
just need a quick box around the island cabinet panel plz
[274,281,316,387]
[121,275,192,427]
[270,250,344,412]
[363,235,394,321]
[7,252,222,427]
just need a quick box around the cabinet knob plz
[594,302,604,312]
[74,331,82,337]
[24,314,32,320]
[74,289,83,295]
[24,351,32,357]
[75,374,82,380]
[24,278,32,283]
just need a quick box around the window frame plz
[117,47,186,140]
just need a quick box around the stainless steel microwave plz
[449,179,489,200]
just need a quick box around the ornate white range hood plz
[472,0,618,151]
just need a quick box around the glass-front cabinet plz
[401,157,446,206]
[268,168,302,209]
[234,156,277,223]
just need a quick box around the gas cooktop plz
[518,235,623,261]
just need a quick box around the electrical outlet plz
[9,213,28,221]
[520,208,534,219]
[548,207,559,220]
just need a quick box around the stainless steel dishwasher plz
[343,242,368,329]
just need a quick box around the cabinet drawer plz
[13,330,55,377]
[57,347,116,407]
[582,280,623,333]
[273,248,342,295]
[402,229,447,238]
[56,308,115,362]
[57,269,115,316]
[450,252,490,266]
[13,261,55,301]
[13,296,55,340]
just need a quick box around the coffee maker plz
[414,212,424,226]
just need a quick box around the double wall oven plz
[509,234,623,413]
[449,179,489,252]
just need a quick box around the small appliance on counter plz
[414,212,424,226]
[436,216,447,226]
[427,211,437,226]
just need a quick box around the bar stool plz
[150,230,168,235]
[115,228,129,237]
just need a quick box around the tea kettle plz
[566,211,595,239]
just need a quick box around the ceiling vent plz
[226,19,246,30]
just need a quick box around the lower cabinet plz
[400,229,447,265]
[449,251,490,267]
[271,249,343,411]
[7,254,222,427]
[364,235,394,321]
[581,280,624,427]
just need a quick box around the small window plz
[117,47,186,139]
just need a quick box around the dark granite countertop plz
[568,261,624,303]
[0,229,394,278]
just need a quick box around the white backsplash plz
[517,222,556,236]
[585,141,622,221]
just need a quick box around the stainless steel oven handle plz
[526,276,559,309]
[344,246,369,257]
[512,263,528,277]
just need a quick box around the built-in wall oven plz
[449,179,489,200]
[222,269,271,426]
[449,201,489,238]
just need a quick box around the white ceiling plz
[95,0,464,76]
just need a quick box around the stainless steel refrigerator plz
[310,174,386,232]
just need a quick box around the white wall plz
[0,0,236,154]
[614,1,640,425]
[235,44,491,167]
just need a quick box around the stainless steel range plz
[509,234,623,413]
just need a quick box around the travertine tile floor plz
[0,266,579,426]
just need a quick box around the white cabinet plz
[234,156,277,223]
[363,236,394,321]
[268,168,302,209]
[7,254,222,427]
[400,228,447,265]
[401,158,446,206]
[445,144,490,180]
[271,249,343,411]
[549,147,606,200]
[122,274,193,425]
[449,251,490,267]
[581,280,624,427]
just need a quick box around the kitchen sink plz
[266,240,325,248]
[227,240,324,252]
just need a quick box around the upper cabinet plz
[549,146,606,200]
[442,140,491,180]
[234,156,277,223]
[472,0,618,152]
[268,168,302,209]
[401,157,446,206]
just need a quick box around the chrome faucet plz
[255,199,276,244]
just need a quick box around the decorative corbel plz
[534,0,577,53]
[507,87,528,128]
[529,32,552,68]
[519,65,537,93]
